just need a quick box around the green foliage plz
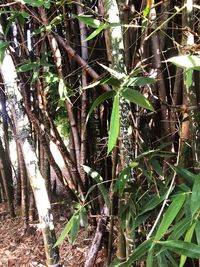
[0,40,9,63]
[107,94,120,154]
[23,0,50,8]
[82,165,110,208]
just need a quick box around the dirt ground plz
[0,203,106,267]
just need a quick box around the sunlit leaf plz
[115,166,132,195]
[82,165,110,208]
[107,94,120,154]
[121,88,154,111]
[98,63,126,81]
[154,194,186,241]
[167,55,200,71]
[58,78,72,104]
[158,240,200,259]
[84,23,107,41]
[73,14,104,28]
[180,222,196,267]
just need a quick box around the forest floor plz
[0,203,106,267]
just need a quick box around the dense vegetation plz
[1,0,200,266]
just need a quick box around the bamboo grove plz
[1,0,200,266]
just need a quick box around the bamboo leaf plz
[70,214,80,244]
[53,213,76,247]
[0,40,9,63]
[23,0,50,8]
[146,247,154,267]
[98,63,126,81]
[115,165,139,195]
[195,220,200,245]
[82,165,110,208]
[185,69,193,91]
[191,174,200,216]
[179,222,196,267]
[169,216,192,240]
[84,23,107,41]
[167,55,200,71]
[174,166,195,187]
[73,14,104,28]
[139,193,166,215]
[124,77,155,88]
[123,239,153,266]
[154,194,186,241]
[107,94,120,154]
[121,88,154,111]
[158,240,200,259]
[86,91,116,124]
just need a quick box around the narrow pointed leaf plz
[195,220,200,245]
[174,166,195,187]
[82,165,110,208]
[179,222,196,267]
[124,77,155,88]
[107,94,120,154]
[167,55,200,71]
[154,194,186,241]
[73,14,103,28]
[121,88,154,111]
[191,174,200,216]
[158,240,200,259]
[99,63,126,81]
[123,239,153,266]
[86,91,116,124]
[185,69,193,91]
[70,214,80,244]
[84,23,107,41]
[54,212,76,247]
[169,216,192,240]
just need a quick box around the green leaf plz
[73,15,104,28]
[157,252,169,267]
[121,88,154,111]
[169,216,192,240]
[139,193,166,216]
[158,240,200,259]
[107,94,120,154]
[195,220,200,245]
[124,77,155,88]
[179,222,196,267]
[16,62,39,72]
[79,207,88,229]
[84,23,107,41]
[70,213,80,244]
[191,174,200,216]
[185,69,193,92]
[58,78,72,104]
[54,212,76,247]
[154,194,186,241]
[149,158,163,176]
[82,165,110,208]
[99,63,126,81]
[43,72,59,83]
[23,0,50,7]
[174,166,195,187]
[86,91,116,124]
[0,40,9,63]
[167,55,200,71]
[146,247,154,267]
[115,166,132,195]
[123,239,153,266]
